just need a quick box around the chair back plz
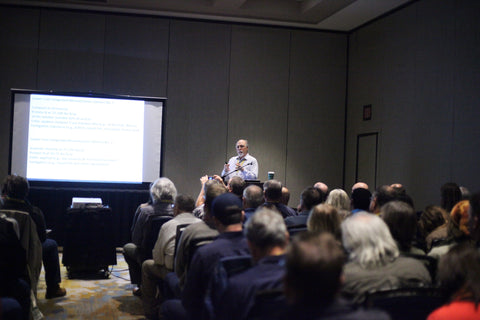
[248,289,287,320]
[141,215,172,260]
[173,223,192,267]
[187,235,216,269]
[287,224,307,236]
[364,287,446,320]
[207,255,253,319]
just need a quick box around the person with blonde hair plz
[307,204,342,240]
[325,188,351,220]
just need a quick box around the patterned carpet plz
[36,251,145,320]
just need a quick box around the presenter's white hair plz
[150,177,177,203]
[341,212,399,268]
[237,139,248,147]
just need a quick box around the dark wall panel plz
[0,7,39,179]
[452,1,480,192]
[37,9,105,92]
[228,25,291,184]
[164,20,231,198]
[287,30,347,199]
[103,15,169,97]
[346,0,479,209]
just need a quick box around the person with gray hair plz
[341,212,431,304]
[282,232,390,320]
[123,177,176,290]
[215,208,288,320]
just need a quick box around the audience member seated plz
[280,186,291,206]
[227,176,246,200]
[468,192,480,247]
[381,201,425,255]
[162,192,250,320]
[313,181,329,199]
[261,180,296,218]
[193,176,223,219]
[369,185,397,214]
[418,206,450,252]
[195,175,210,211]
[351,187,372,214]
[440,182,462,213]
[390,184,415,209]
[325,188,351,220]
[285,187,322,227]
[427,243,480,320]
[123,177,176,291]
[215,208,288,320]
[341,212,431,305]
[0,175,66,299]
[242,185,264,223]
[161,184,226,320]
[307,204,342,241]
[352,181,369,192]
[141,194,201,319]
[0,214,30,320]
[282,232,391,320]
[173,183,226,291]
[428,200,472,260]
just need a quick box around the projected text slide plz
[27,94,145,183]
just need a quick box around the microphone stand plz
[221,162,252,179]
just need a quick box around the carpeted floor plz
[36,251,145,320]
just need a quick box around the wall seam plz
[225,25,233,160]
[35,8,42,89]
[101,15,107,92]
[342,33,350,189]
[284,30,293,184]
[450,0,457,180]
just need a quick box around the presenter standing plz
[221,139,258,182]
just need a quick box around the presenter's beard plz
[237,151,244,157]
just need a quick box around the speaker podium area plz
[62,206,117,278]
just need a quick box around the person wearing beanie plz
[162,192,250,320]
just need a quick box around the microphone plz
[221,162,253,179]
